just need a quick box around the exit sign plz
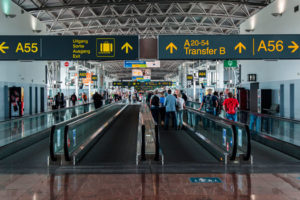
[224,60,238,68]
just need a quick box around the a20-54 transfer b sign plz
[159,35,300,60]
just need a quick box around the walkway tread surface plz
[160,129,218,163]
[79,105,140,165]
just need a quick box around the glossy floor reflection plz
[0,173,299,200]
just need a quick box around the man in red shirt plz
[223,92,239,121]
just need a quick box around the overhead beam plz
[22,0,268,12]
[41,13,247,24]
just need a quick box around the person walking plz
[199,89,215,115]
[71,93,77,106]
[93,92,103,109]
[223,92,239,121]
[60,93,65,108]
[212,91,219,116]
[82,93,88,104]
[176,93,185,130]
[150,90,160,124]
[159,92,166,126]
[54,92,61,109]
[164,89,177,130]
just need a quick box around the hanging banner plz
[0,35,138,60]
[187,75,193,81]
[92,75,98,81]
[159,34,300,60]
[78,70,87,78]
[198,70,207,78]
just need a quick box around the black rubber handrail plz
[230,125,238,161]
[243,124,251,161]
[141,125,146,161]
[64,125,71,161]
[154,124,160,161]
[49,125,57,161]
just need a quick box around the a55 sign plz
[0,36,40,59]
[15,42,39,53]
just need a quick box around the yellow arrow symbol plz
[166,42,177,54]
[121,42,133,54]
[288,41,299,53]
[0,42,9,54]
[234,42,246,54]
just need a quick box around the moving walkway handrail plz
[50,103,112,161]
[186,101,252,161]
[0,102,94,125]
[185,107,238,161]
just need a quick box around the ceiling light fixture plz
[4,14,16,18]
[32,29,42,33]
[271,12,283,17]
[245,29,255,32]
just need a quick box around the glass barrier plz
[183,108,237,160]
[186,101,251,159]
[187,101,300,147]
[236,110,300,147]
[64,104,125,161]
[51,103,114,161]
[0,103,95,148]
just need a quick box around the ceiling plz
[13,0,271,80]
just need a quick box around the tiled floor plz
[0,173,299,200]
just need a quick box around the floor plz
[0,173,299,200]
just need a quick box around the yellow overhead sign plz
[0,42,9,54]
[159,35,300,60]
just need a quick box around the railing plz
[184,107,238,161]
[187,99,300,153]
[187,102,251,161]
[49,103,113,162]
[138,103,163,163]
[63,104,127,164]
[0,102,94,125]
[136,107,146,164]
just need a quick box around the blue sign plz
[190,177,222,183]
[159,35,300,60]
[0,35,138,60]
[124,60,147,68]
[223,129,226,146]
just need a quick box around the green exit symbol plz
[224,60,237,68]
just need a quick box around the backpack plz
[151,95,160,107]
[204,95,214,112]
[71,95,76,101]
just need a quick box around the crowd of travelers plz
[147,89,189,130]
[147,88,239,130]
[198,89,239,121]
